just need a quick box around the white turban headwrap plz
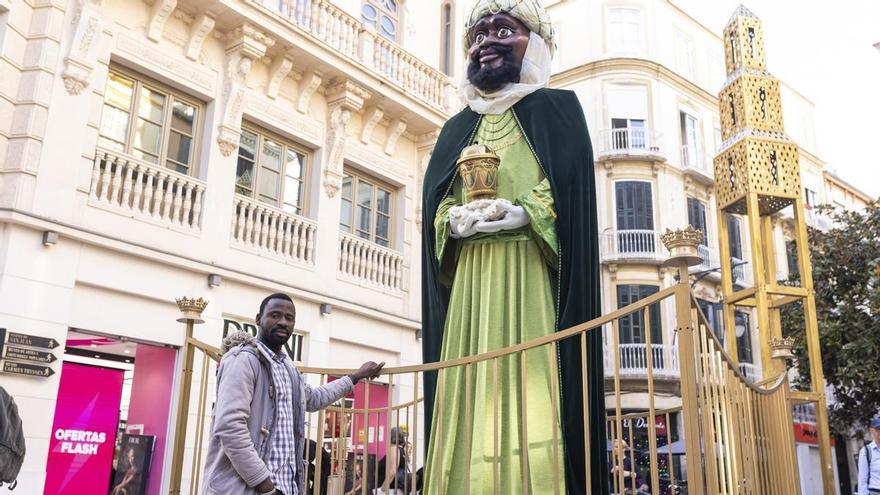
[460,0,556,115]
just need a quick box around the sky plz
[673,0,880,198]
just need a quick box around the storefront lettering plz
[223,317,302,362]
[54,428,108,455]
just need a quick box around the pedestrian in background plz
[858,417,880,495]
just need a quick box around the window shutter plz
[637,182,653,230]
[687,198,708,245]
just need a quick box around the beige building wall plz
[0,0,455,492]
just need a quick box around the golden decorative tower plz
[714,5,835,493]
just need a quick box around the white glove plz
[473,204,530,233]
[448,205,479,238]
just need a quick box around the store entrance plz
[44,330,177,495]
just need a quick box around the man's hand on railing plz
[349,361,385,384]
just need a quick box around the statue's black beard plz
[467,45,521,92]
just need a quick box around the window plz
[362,0,399,41]
[617,285,662,345]
[606,84,649,150]
[727,214,743,259]
[340,172,394,247]
[611,118,646,149]
[680,111,699,168]
[804,188,818,208]
[440,2,453,76]
[735,310,753,363]
[714,126,723,153]
[98,70,200,175]
[675,32,694,79]
[686,197,708,246]
[235,127,309,215]
[615,181,654,253]
[696,298,724,347]
[607,8,642,54]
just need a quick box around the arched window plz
[362,0,399,41]
[440,2,454,75]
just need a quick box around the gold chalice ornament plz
[457,144,500,202]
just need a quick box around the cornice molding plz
[551,57,718,109]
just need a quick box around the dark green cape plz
[421,88,608,494]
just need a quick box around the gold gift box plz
[457,144,500,202]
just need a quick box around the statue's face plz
[466,12,531,92]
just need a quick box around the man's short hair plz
[870,417,880,429]
[259,293,295,316]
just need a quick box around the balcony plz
[230,195,317,265]
[607,343,680,380]
[680,145,714,185]
[88,148,206,231]
[338,233,404,292]
[600,229,664,263]
[257,0,453,114]
[596,128,664,161]
[694,244,718,273]
[732,256,753,286]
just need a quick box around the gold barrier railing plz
[168,261,803,494]
[689,297,802,494]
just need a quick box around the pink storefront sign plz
[44,362,124,495]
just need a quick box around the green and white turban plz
[464,0,556,55]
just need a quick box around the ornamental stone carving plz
[414,130,440,232]
[186,12,215,61]
[297,70,323,114]
[360,106,384,144]
[216,25,274,156]
[385,118,407,156]
[322,79,370,197]
[147,0,177,42]
[266,52,294,99]
[62,0,105,95]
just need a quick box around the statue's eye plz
[474,33,486,44]
[498,27,512,38]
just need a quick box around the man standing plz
[202,293,384,495]
[420,0,607,493]
[859,417,880,495]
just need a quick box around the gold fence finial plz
[769,335,796,360]
[176,296,208,324]
[661,225,704,267]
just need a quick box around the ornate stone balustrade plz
[338,233,404,291]
[231,195,317,265]
[89,149,205,231]
[263,0,454,112]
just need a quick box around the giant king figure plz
[420,1,607,493]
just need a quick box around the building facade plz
[1,0,457,493]
[1,0,873,494]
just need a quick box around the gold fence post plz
[661,227,706,495]
[169,297,208,495]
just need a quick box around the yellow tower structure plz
[714,5,835,493]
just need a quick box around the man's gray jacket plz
[201,342,354,495]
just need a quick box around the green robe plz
[421,88,608,495]
[424,109,565,494]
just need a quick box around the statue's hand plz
[474,204,529,233]
[448,206,479,238]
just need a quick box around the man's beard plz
[467,44,521,92]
